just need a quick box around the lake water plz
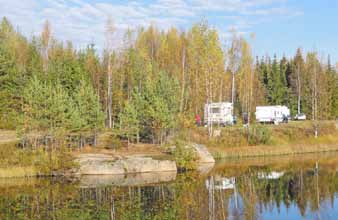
[1,153,338,220]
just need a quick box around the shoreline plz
[1,123,337,178]
[2,142,338,178]
[209,142,338,159]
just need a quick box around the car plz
[294,113,306,120]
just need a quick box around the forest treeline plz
[0,17,337,145]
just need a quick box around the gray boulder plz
[190,143,215,163]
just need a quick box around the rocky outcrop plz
[190,143,215,163]
[76,154,177,175]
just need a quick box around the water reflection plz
[80,171,177,188]
[1,153,338,220]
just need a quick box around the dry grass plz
[186,121,338,159]
[1,122,336,174]
[0,176,40,188]
[72,143,167,159]
[0,130,19,145]
[210,141,338,159]
[0,166,37,178]
[83,121,338,160]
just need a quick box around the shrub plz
[171,140,197,171]
[100,130,123,149]
[247,125,272,145]
[108,135,124,149]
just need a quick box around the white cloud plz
[0,0,303,51]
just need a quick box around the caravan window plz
[211,107,220,113]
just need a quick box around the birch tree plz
[237,38,254,123]
[41,20,51,73]
[105,17,115,128]
[227,31,241,115]
[293,48,305,115]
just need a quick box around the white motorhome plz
[204,102,234,126]
[205,176,236,190]
[255,105,290,124]
[258,171,285,180]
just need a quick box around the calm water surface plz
[1,153,338,220]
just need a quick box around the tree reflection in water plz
[0,153,338,220]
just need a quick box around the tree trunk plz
[107,55,113,129]
[206,68,213,137]
[180,47,186,112]
[231,71,235,115]
[93,130,97,147]
[110,196,115,220]
[248,69,253,125]
[314,64,318,138]
[136,129,140,144]
[297,65,301,114]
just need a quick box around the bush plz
[107,135,124,149]
[170,140,197,171]
[100,130,124,149]
[247,125,271,145]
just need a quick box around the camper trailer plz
[204,102,234,126]
[255,105,290,124]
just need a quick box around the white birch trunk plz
[107,55,113,129]
[180,47,186,112]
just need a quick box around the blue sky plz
[0,0,337,62]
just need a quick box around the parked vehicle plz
[258,171,285,180]
[255,105,290,124]
[294,113,306,120]
[205,176,236,190]
[204,102,235,126]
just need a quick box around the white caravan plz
[255,105,290,124]
[204,102,234,126]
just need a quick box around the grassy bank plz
[0,142,75,178]
[1,121,337,177]
[0,130,18,145]
[210,141,338,159]
[180,121,338,159]
[0,166,37,178]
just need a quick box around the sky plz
[0,0,337,62]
